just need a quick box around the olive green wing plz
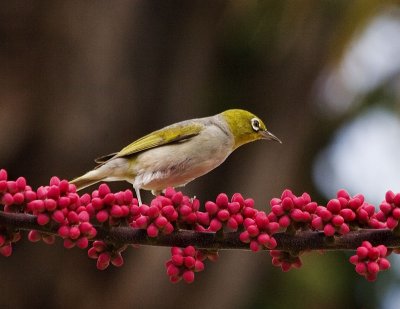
[95,123,203,163]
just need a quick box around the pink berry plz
[327,199,341,213]
[386,190,395,203]
[386,217,398,229]
[340,208,356,221]
[171,192,183,205]
[69,226,81,239]
[2,193,13,206]
[37,213,50,226]
[355,262,367,274]
[247,225,259,237]
[24,190,37,201]
[311,217,323,230]
[147,224,159,237]
[379,258,390,270]
[348,198,362,210]
[377,245,388,257]
[58,197,70,208]
[337,189,350,200]
[171,247,183,255]
[380,202,392,215]
[183,246,196,257]
[239,231,250,243]
[318,208,332,221]
[0,169,7,181]
[205,201,218,215]
[367,247,380,260]
[96,210,109,223]
[63,238,75,249]
[257,233,270,245]
[28,230,41,242]
[76,237,89,249]
[226,217,238,231]
[67,211,79,224]
[172,254,184,266]
[98,184,111,198]
[249,240,260,252]
[47,186,60,199]
[367,261,379,274]
[194,260,205,272]
[110,205,123,217]
[196,211,209,226]
[227,202,241,214]
[332,215,344,226]
[394,193,400,206]
[42,234,56,244]
[349,255,359,264]
[232,193,245,205]
[281,197,294,211]
[79,222,93,234]
[91,198,103,210]
[209,218,222,232]
[182,270,195,283]
[78,211,90,222]
[135,216,148,228]
[52,210,65,223]
[339,223,350,235]
[290,209,304,222]
[357,246,369,259]
[278,215,291,228]
[97,252,111,270]
[111,253,124,267]
[167,264,180,277]
[184,256,196,268]
[323,224,335,236]
[392,208,400,220]
[147,205,159,218]
[58,225,70,238]
[272,205,284,216]
[216,193,229,207]
[217,209,230,221]
[0,244,12,257]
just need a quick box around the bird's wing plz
[95,123,203,163]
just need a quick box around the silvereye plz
[71,109,281,204]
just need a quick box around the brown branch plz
[1,211,400,252]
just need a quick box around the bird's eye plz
[251,118,260,131]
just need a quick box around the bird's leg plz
[134,186,142,205]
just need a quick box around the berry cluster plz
[26,177,98,249]
[269,190,315,231]
[88,240,126,270]
[375,190,400,229]
[0,170,29,255]
[270,250,302,272]
[1,168,400,283]
[239,211,279,251]
[165,246,206,283]
[349,241,391,281]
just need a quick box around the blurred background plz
[1,1,400,308]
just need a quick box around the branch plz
[1,169,399,282]
[1,211,399,252]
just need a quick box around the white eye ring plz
[251,118,260,131]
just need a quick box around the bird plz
[70,109,281,204]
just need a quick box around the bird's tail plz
[70,170,105,191]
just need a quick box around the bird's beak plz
[261,130,282,143]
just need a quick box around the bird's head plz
[221,109,282,149]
